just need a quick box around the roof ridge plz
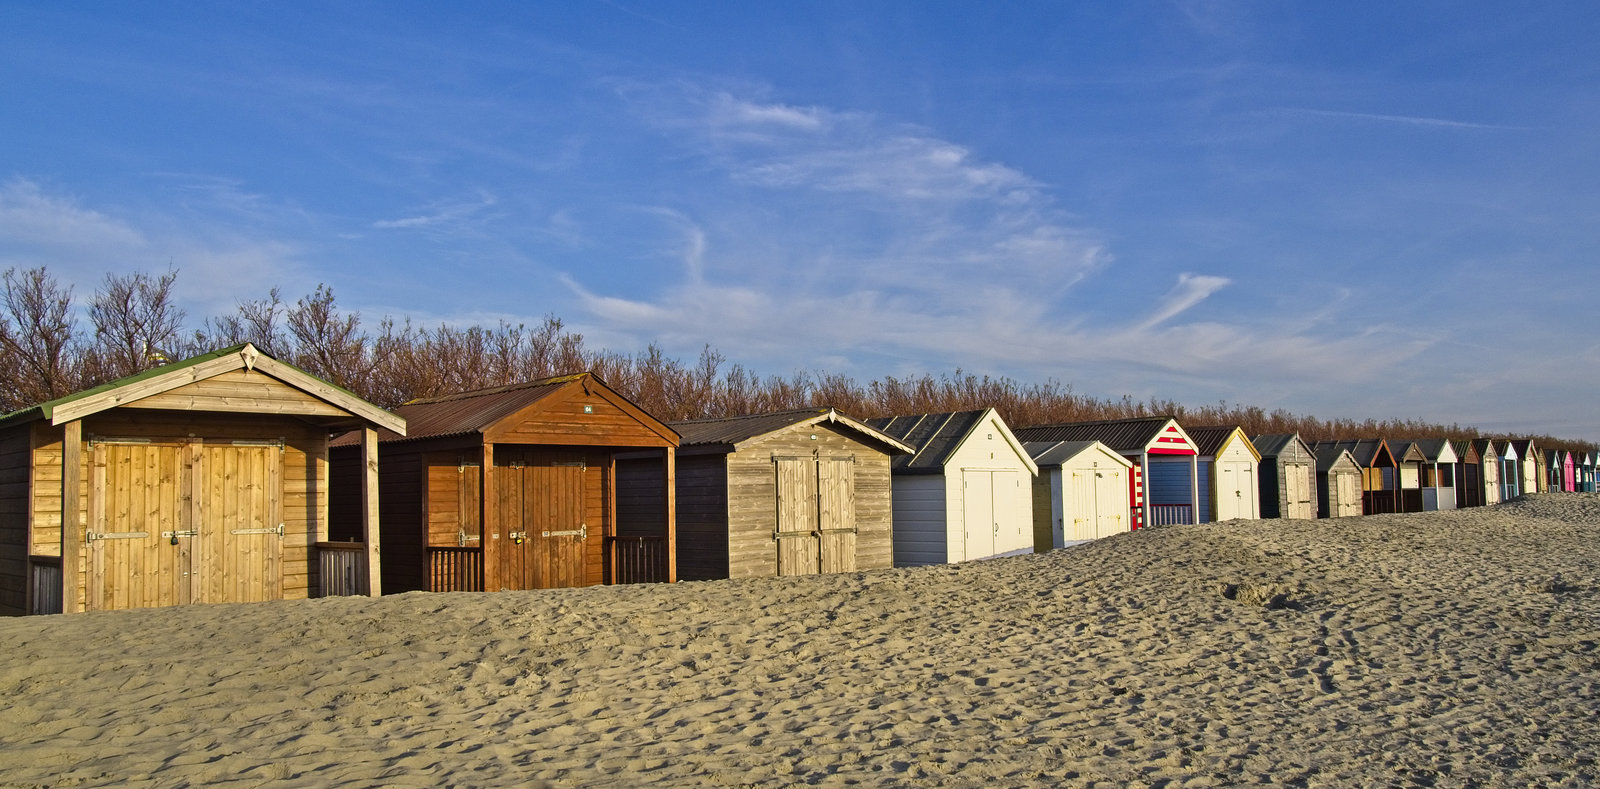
[403,373,588,406]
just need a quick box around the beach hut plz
[1186,426,1261,522]
[1579,451,1596,493]
[621,408,910,581]
[1468,439,1501,507]
[1312,440,1399,514]
[864,409,1038,566]
[1555,449,1577,492]
[1013,417,1200,527]
[1398,439,1457,510]
[1498,441,1522,501]
[1251,434,1318,519]
[1023,440,1134,548]
[0,344,403,616]
[1506,440,1543,495]
[1451,440,1489,508]
[330,373,678,594]
[1387,441,1430,513]
[1312,444,1364,518]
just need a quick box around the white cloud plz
[0,178,146,251]
[372,191,499,232]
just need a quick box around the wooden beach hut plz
[864,409,1038,566]
[1312,440,1399,514]
[1506,440,1543,495]
[1498,441,1522,501]
[618,408,910,581]
[1252,434,1318,519]
[1552,449,1576,492]
[1013,417,1200,528]
[1387,441,1430,513]
[330,373,678,594]
[0,343,403,616]
[1579,451,1596,493]
[1450,440,1490,508]
[1400,439,1457,510]
[1468,439,1501,506]
[1312,444,1364,518]
[1186,426,1261,522]
[1023,440,1133,549]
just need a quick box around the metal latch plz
[86,531,148,542]
[230,523,285,536]
[541,523,587,540]
[457,529,481,546]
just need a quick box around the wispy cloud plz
[1279,108,1531,131]
[1133,273,1230,331]
[372,191,499,232]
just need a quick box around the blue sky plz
[3,2,1598,440]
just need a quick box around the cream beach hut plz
[864,409,1038,566]
[1251,434,1318,519]
[1187,426,1261,522]
[1401,439,1458,510]
[1023,440,1133,549]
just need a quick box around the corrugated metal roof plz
[865,410,985,473]
[1450,439,1478,463]
[1311,439,1392,468]
[671,407,912,454]
[1012,416,1183,454]
[1185,425,1243,457]
[1403,438,1453,463]
[1470,438,1498,460]
[1250,433,1299,458]
[1024,440,1128,468]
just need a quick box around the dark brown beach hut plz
[618,408,910,581]
[330,373,678,594]
[0,344,403,616]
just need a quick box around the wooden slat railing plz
[610,535,669,584]
[28,556,62,615]
[1148,504,1192,526]
[316,542,369,597]
[427,547,483,592]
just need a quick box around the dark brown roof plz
[332,373,584,445]
[1012,416,1189,455]
[670,407,911,454]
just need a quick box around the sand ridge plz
[2,494,1598,787]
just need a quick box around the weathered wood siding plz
[22,412,327,612]
[724,422,892,579]
[0,424,33,615]
[1260,438,1317,520]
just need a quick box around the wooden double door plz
[774,455,856,576]
[493,450,590,590]
[86,439,283,611]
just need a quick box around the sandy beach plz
[3,494,1597,787]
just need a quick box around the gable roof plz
[671,407,912,455]
[1186,425,1262,462]
[1313,444,1361,472]
[0,343,404,434]
[334,372,673,446]
[1450,439,1480,464]
[1012,416,1196,456]
[1023,439,1133,469]
[1312,439,1394,469]
[1469,438,1498,461]
[1250,433,1299,458]
[865,409,1037,475]
[1395,438,1457,464]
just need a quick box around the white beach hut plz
[1187,426,1261,522]
[1023,440,1134,549]
[866,409,1038,566]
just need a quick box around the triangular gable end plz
[1213,428,1262,463]
[482,374,679,448]
[1146,420,1197,456]
[962,409,1040,475]
[732,409,913,455]
[39,343,404,434]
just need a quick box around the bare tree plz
[286,284,367,391]
[85,269,185,380]
[0,267,80,410]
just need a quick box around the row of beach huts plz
[1,343,1592,615]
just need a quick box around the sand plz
[3,494,1598,788]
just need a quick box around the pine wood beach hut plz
[330,373,678,594]
[626,408,910,581]
[1251,434,1318,519]
[1313,440,1399,514]
[864,409,1038,566]
[1013,417,1200,528]
[1312,444,1364,518]
[1186,426,1261,522]
[0,343,403,616]
[1023,440,1133,548]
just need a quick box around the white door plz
[1095,467,1127,537]
[1217,461,1252,520]
[962,470,994,560]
